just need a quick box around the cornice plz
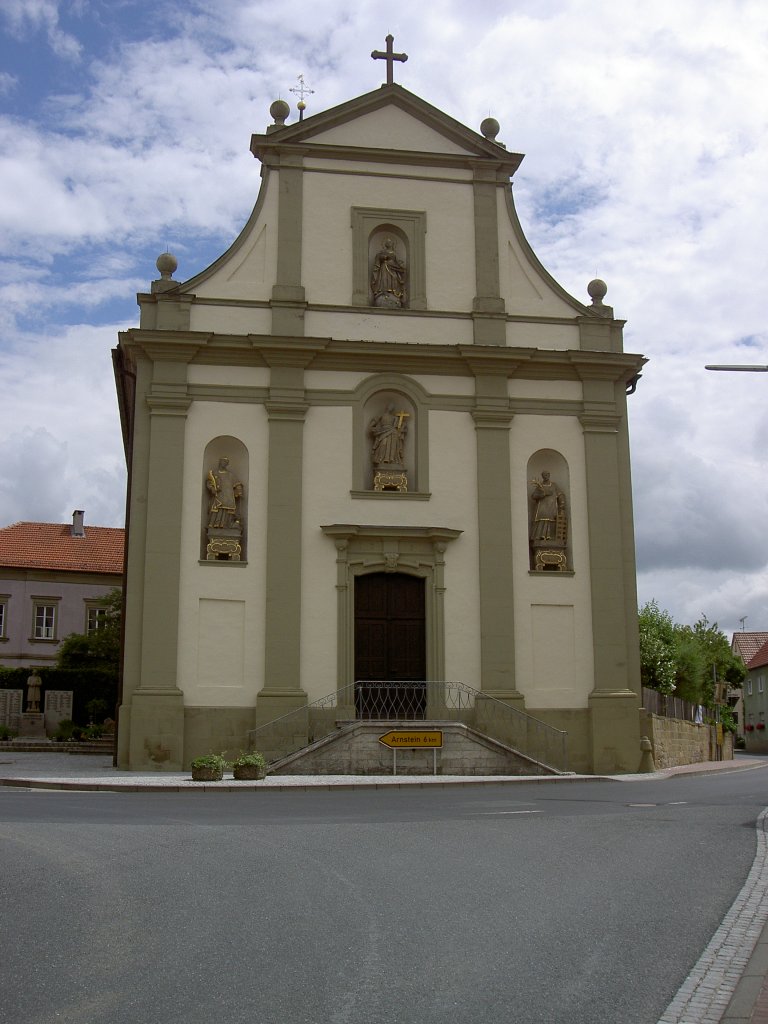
[321,524,462,544]
[118,329,645,383]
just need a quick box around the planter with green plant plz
[190,753,228,781]
[231,750,267,781]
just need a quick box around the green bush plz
[191,753,229,771]
[231,751,266,770]
[0,724,17,740]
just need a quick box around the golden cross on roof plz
[371,34,408,85]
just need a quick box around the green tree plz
[638,603,745,705]
[57,588,122,673]
[638,600,676,695]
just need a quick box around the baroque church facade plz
[114,50,646,774]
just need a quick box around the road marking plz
[478,810,544,815]
[628,803,657,807]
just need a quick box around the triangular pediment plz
[252,85,523,172]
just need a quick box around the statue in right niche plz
[205,456,245,560]
[370,237,406,308]
[529,471,569,571]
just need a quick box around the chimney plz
[71,510,85,537]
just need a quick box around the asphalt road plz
[2,767,767,1024]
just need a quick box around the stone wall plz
[270,721,558,776]
[641,711,734,769]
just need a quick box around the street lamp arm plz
[705,364,768,372]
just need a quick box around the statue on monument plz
[26,670,42,713]
[529,471,568,570]
[206,457,243,530]
[370,237,406,307]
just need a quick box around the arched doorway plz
[354,572,426,719]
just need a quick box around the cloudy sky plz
[1,0,766,638]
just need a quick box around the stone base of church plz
[117,690,645,774]
[123,690,185,771]
[589,691,643,774]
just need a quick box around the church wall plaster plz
[304,310,474,345]
[305,105,480,154]
[189,178,279,301]
[497,189,584,319]
[302,172,476,310]
[505,322,579,350]
[187,365,271,387]
[175,403,269,705]
[188,305,272,336]
[508,420,595,709]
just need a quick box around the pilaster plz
[259,363,308,711]
[271,156,307,336]
[578,378,637,699]
[472,168,506,345]
[472,372,521,701]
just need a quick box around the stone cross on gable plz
[371,34,408,85]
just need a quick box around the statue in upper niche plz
[371,237,406,307]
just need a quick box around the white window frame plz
[0,598,6,639]
[759,675,765,694]
[748,680,753,696]
[86,606,108,635]
[32,603,57,641]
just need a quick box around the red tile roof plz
[0,521,124,575]
[748,640,768,672]
[732,632,768,664]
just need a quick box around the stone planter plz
[191,766,224,782]
[233,764,266,781]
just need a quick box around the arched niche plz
[200,436,249,562]
[351,207,427,309]
[351,375,431,498]
[526,449,572,573]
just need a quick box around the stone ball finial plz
[480,117,500,142]
[270,99,290,126]
[156,251,178,280]
[587,278,608,304]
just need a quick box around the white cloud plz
[0,0,82,60]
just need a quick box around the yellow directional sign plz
[378,730,443,749]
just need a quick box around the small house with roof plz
[0,511,124,669]
[731,631,768,742]
[741,636,768,751]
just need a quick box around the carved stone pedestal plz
[373,471,408,492]
[206,527,242,561]
[19,713,46,739]
[533,548,568,572]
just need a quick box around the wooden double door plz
[354,572,426,719]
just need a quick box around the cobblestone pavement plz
[2,751,768,1022]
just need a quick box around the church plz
[114,39,646,775]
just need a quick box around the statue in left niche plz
[371,237,406,307]
[205,457,245,561]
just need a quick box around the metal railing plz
[247,680,568,773]
[642,687,703,723]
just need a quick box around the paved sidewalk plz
[2,750,768,1023]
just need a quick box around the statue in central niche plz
[370,237,406,307]
[370,403,410,492]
